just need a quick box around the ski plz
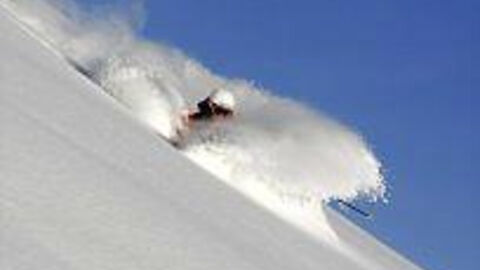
[337,199,372,219]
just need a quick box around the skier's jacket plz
[189,98,233,121]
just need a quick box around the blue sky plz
[80,1,479,269]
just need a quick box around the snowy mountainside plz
[0,1,421,270]
[0,0,386,228]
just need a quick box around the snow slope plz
[0,0,387,208]
[0,3,421,270]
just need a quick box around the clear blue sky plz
[80,1,479,269]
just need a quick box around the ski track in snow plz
[1,0,386,242]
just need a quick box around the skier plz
[182,88,235,125]
[172,89,235,146]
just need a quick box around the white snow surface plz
[0,1,421,269]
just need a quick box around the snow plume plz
[2,0,385,240]
[185,90,385,202]
[182,87,384,240]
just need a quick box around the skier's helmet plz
[209,89,235,110]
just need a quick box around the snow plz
[0,1,421,269]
